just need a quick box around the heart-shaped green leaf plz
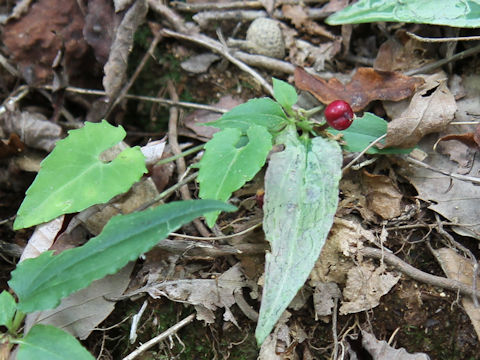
[14,121,147,230]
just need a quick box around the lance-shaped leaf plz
[256,128,342,345]
[9,200,236,313]
[14,120,147,230]
[0,290,16,330]
[17,324,94,360]
[198,125,272,227]
[207,98,289,134]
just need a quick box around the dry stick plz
[332,298,339,360]
[157,238,268,256]
[404,42,480,76]
[406,31,480,43]
[172,0,326,11]
[360,247,480,301]
[122,313,195,360]
[105,30,163,119]
[342,134,386,174]
[160,28,274,96]
[167,80,210,237]
[232,50,296,74]
[42,85,228,113]
[404,155,480,185]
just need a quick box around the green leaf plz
[17,324,94,360]
[198,125,272,227]
[256,128,342,345]
[328,112,413,154]
[9,200,235,313]
[207,98,289,134]
[0,290,16,330]
[272,78,298,111]
[14,121,147,230]
[326,0,480,28]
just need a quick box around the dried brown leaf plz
[103,0,147,99]
[340,263,400,315]
[362,171,403,219]
[294,67,424,111]
[0,111,62,152]
[434,248,480,342]
[385,73,457,148]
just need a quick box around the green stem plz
[155,144,205,166]
[10,310,25,334]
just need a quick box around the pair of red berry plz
[324,100,354,130]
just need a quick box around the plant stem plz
[155,144,205,166]
[10,310,25,334]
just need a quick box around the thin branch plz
[160,28,274,96]
[41,85,228,113]
[122,314,195,360]
[360,246,480,301]
[404,43,480,76]
[342,134,386,174]
[404,155,480,185]
[406,31,480,43]
[170,222,262,241]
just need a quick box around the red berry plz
[324,100,354,130]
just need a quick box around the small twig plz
[160,28,274,96]
[122,313,196,360]
[156,144,205,166]
[105,29,163,118]
[167,80,210,237]
[170,222,262,241]
[405,155,480,185]
[404,43,480,76]
[157,238,268,256]
[233,290,259,321]
[332,297,339,360]
[342,134,386,174]
[360,246,480,301]
[135,171,199,212]
[129,300,148,344]
[406,31,480,43]
[232,50,295,74]
[41,85,228,113]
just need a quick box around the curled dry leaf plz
[103,0,148,99]
[0,111,62,152]
[385,73,457,148]
[282,4,336,40]
[144,264,246,326]
[362,170,403,220]
[348,331,430,360]
[294,67,424,111]
[434,248,480,342]
[340,263,400,315]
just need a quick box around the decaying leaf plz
[144,264,246,326]
[258,311,294,360]
[362,171,403,220]
[20,217,64,262]
[0,111,62,152]
[348,331,430,360]
[294,67,424,111]
[340,263,400,315]
[2,0,90,84]
[434,248,480,342]
[310,217,376,284]
[402,135,480,239]
[385,73,457,148]
[25,263,134,340]
[103,0,147,99]
[374,30,432,73]
[311,281,341,317]
[282,4,336,40]
[83,0,116,65]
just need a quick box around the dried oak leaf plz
[385,73,457,148]
[2,0,90,84]
[282,4,336,40]
[294,67,424,111]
